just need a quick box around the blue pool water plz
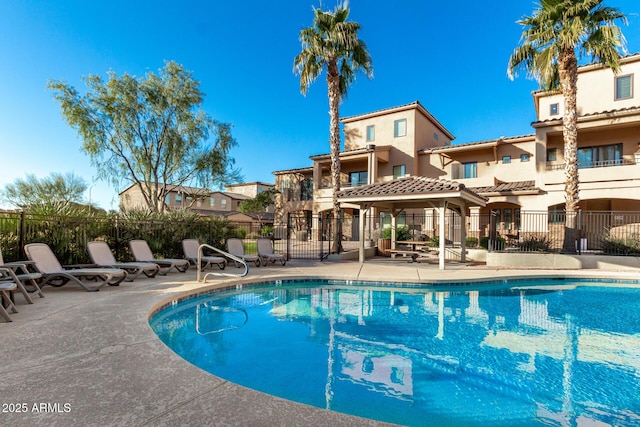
[150,279,640,426]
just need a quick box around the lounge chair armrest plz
[1,261,34,274]
[0,267,20,281]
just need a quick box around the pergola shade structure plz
[337,176,487,269]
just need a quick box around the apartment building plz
[119,182,275,222]
[274,53,640,240]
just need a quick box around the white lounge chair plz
[182,239,226,270]
[0,245,44,303]
[226,238,261,267]
[87,241,160,282]
[0,276,18,322]
[129,240,189,275]
[24,243,127,292]
[257,238,286,266]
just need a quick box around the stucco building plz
[119,182,275,222]
[273,53,640,245]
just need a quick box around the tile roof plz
[421,134,535,154]
[337,176,487,201]
[272,166,314,175]
[469,180,538,194]
[309,145,392,160]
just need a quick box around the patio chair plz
[257,238,286,266]
[24,243,127,292]
[87,241,160,282]
[226,238,261,267]
[182,239,226,270]
[0,246,44,303]
[0,277,18,322]
[129,240,189,275]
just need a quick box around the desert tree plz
[48,61,240,213]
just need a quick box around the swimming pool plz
[150,278,640,426]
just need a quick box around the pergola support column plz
[438,201,447,270]
[358,203,372,263]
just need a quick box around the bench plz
[390,249,440,263]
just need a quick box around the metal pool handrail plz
[195,303,248,335]
[197,243,249,282]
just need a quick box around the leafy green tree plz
[47,61,240,213]
[294,1,372,252]
[508,0,626,251]
[2,172,87,210]
[237,189,276,224]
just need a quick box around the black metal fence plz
[2,209,639,265]
[276,210,640,258]
[0,211,267,265]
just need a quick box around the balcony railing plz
[319,180,368,189]
[546,158,635,171]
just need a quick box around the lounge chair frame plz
[257,238,286,266]
[0,247,45,301]
[25,243,127,292]
[226,238,261,267]
[0,279,18,322]
[182,239,226,271]
[87,241,160,281]
[129,240,189,275]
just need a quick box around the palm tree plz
[294,1,373,253]
[508,0,626,252]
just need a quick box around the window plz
[366,125,375,142]
[164,194,171,205]
[209,197,215,207]
[502,156,511,164]
[348,171,368,187]
[550,103,559,115]
[186,196,193,205]
[520,154,530,162]
[615,75,632,100]
[463,162,477,179]
[547,148,557,162]
[280,178,291,193]
[394,119,407,137]
[175,193,182,204]
[578,143,622,168]
[380,212,406,228]
[300,178,313,201]
[393,164,406,179]
[433,132,439,141]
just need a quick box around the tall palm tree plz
[294,1,373,253]
[508,0,626,252]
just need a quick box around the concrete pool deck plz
[2,258,639,426]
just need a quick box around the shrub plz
[261,225,274,236]
[602,236,640,255]
[465,237,479,248]
[381,225,410,241]
[518,235,552,252]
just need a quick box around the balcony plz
[545,158,635,171]
[543,158,638,185]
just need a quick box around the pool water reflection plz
[150,279,640,426]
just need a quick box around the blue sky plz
[1,0,639,210]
